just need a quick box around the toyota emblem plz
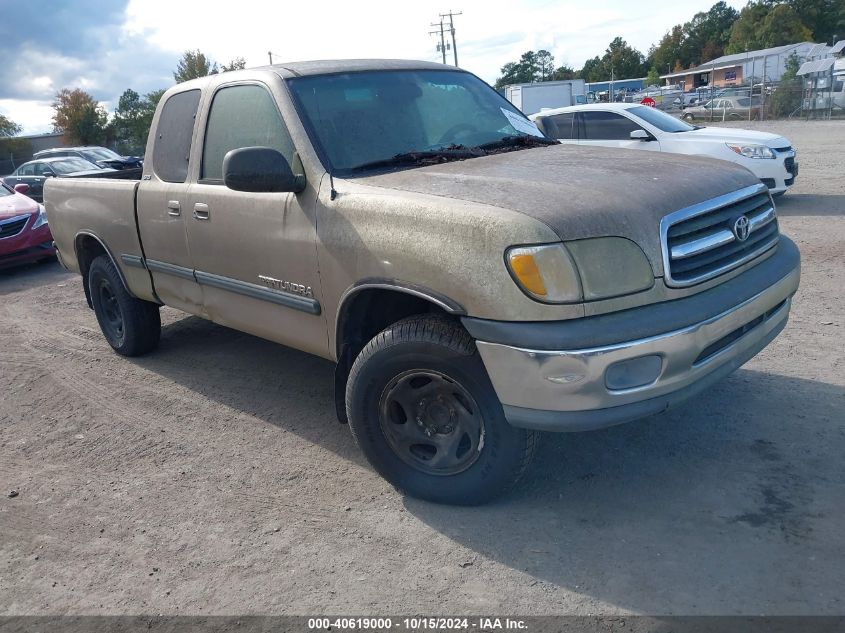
[733,215,750,242]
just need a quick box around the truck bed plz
[45,177,157,303]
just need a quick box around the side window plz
[580,111,642,140]
[18,163,35,176]
[201,84,297,182]
[33,163,52,176]
[542,113,576,140]
[153,89,201,183]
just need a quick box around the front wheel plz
[682,113,694,122]
[89,255,161,356]
[346,315,538,505]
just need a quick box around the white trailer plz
[503,80,587,115]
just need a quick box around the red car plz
[0,182,54,267]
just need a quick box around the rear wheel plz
[346,315,538,505]
[89,255,160,356]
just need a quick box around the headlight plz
[506,238,654,304]
[565,237,654,301]
[32,204,48,229]
[726,143,775,159]
[506,243,582,303]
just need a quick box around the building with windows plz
[659,42,817,89]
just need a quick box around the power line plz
[440,10,462,67]
[429,10,461,66]
[429,19,448,64]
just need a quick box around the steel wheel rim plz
[378,369,485,476]
[97,278,124,341]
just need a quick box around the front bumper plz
[751,149,797,193]
[0,214,54,268]
[466,237,800,432]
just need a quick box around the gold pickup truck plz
[45,60,800,504]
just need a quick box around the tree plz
[727,2,812,53]
[52,88,108,145]
[646,3,739,73]
[580,38,646,82]
[552,64,576,80]
[174,50,218,83]
[221,57,247,72]
[535,50,555,81]
[0,114,21,137]
[578,56,602,81]
[645,67,661,87]
[111,88,165,154]
[769,51,802,117]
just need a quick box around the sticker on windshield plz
[500,108,544,137]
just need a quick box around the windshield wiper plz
[348,146,484,172]
[474,135,558,151]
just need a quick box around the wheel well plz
[332,288,460,424]
[75,234,111,309]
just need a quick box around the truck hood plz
[677,126,790,148]
[351,143,759,276]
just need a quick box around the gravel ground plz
[1,120,843,616]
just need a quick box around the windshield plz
[51,158,99,174]
[0,183,12,197]
[287,69,545,175]
[83,147,122,160]
[628,106,695,133]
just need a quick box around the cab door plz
[136,88,205,314]
[184,82,327,358]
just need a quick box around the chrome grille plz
[0,214,30,239]
[661,184,779,287]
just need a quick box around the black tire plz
[683,114,694,122]
[346,315,539,505]
[88,255,160,356]
[772,191,786,198]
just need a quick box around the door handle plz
[167,200,181,217]
[193,203,210,221]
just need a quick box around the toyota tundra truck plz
[45,60,800,504]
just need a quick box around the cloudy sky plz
[0,0,747,134]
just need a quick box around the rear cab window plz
[153,89,202,183]
[538,113,576,140]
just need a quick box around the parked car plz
[530,103,797,195]
[45,60,799,504]
[2,157,113,202]
[0,181,53,267]
[682,96,762,121]
[33,146,143,170]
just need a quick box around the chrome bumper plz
[476,263,799,432]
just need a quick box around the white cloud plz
[0,100,55,135]
[7,0,749,134]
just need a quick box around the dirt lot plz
[1,120,843,616]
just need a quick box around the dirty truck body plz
[45,60,800,504]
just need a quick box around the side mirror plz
[43,170,55,177]
[630,129,652,141]
[223,147,305,193]
[13,183,30,194]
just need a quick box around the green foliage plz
[52,88,108,145]
[645,68,661,87]
[727,2,813,53]
[769,51,803,117]
[0,113,22,137]
[174,50,218,83]
[221,57,247,72]
[110,88,163,154]
[552,65,576,80]
[647,2,739,73]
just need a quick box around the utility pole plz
[268,51,273,65]
[440,10,462,67]
[429,19,447,64]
